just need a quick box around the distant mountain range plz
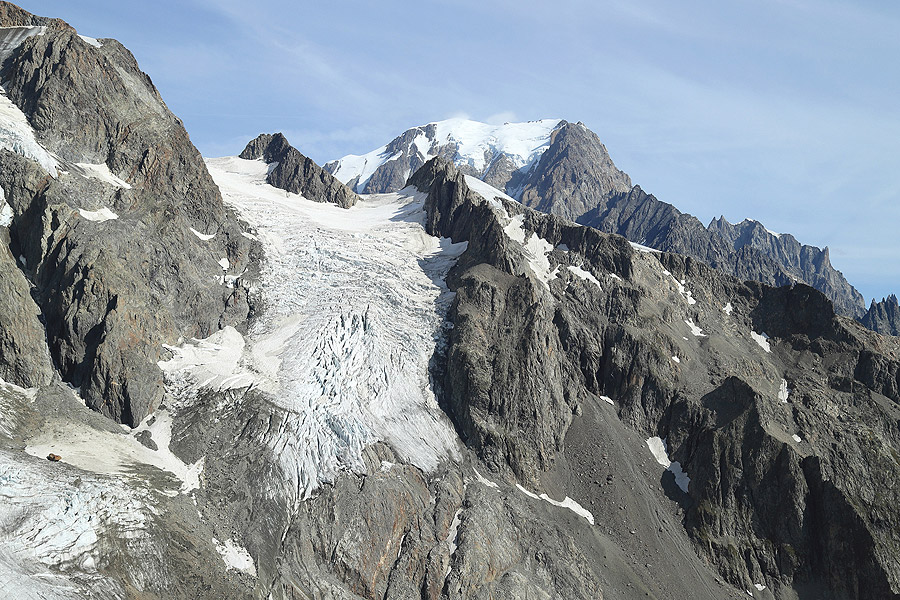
[327,117,892,327]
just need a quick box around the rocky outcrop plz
[413,158,900,599]
[0,4,256,425]
[240,133,358,208]
[861,294,900,336]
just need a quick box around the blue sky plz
[21,0,900,304]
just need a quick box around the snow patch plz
[190,227,215,241]
[792,434,802,443]
[0,184,11,227]
[502,213,557,290]
[723,302,734,315]
[755,583,767,591]
[672,356,681,363]
[779,379,790,403]
[78,207,118,222]
[751,331,771,353]
[673,278,697,305]
[684,319,706,337]
[213,538,257,577]
[75,162,131,189]
[515,484,595,525]
[600,396,614,406]
[568,265,602,290]
[645,437,690,493]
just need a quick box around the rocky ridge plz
[240,132,359,208]
[862,294,900,336]
[410,157,900,599]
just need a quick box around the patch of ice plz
[213,538,256,577]
[159,326,263,394]
[779,379,790,403]
[515,484,595,525]
[556,243,569,252]
[78,207,118,222]
[0,456,153,582]
[217,257,230,271]
[568,265,602,290]
[75,162,131,189]
[78,34,103,48]
[190,227,215,241]
[684,319,706,337]
[645,437,690,493]
[0,376,37,438]
[751,331,771,353]
[723,302,734,315]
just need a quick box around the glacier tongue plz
[195,157,465,500]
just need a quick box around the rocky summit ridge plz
[0,2,899,600]
[327,117,887,333]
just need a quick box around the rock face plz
[411,158,900,599]
[517,121,633,221]
[0,4,257,425]
[240,133,358,208]
[861,294,900,336]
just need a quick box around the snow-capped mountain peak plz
[324,117,564,195]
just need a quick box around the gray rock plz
[240,133,358,208]
[861,294,900,336]
[0,6,257,425]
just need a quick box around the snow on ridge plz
[78,35,103,48]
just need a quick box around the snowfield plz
[178,157,467,501]
[329,118,562,192]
